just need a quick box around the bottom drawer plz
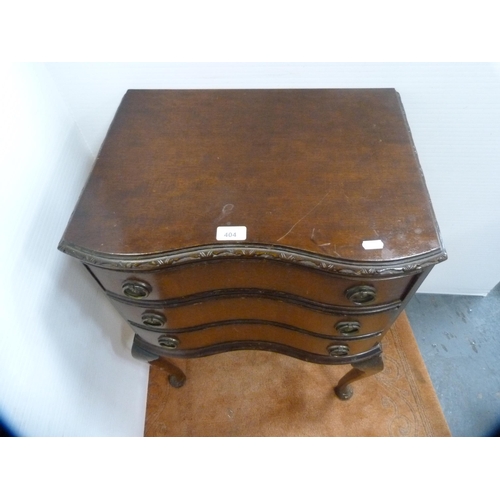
[131,322,383,359]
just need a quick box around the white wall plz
[0,63,149,436]
[45,62,500,296]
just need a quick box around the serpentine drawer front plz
[59,89,447,400]
[107,293,402,336]
[89,259,415,306]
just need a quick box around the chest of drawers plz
[59,89,446,399]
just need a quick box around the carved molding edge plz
[58,240,447,277]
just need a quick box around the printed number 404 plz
[216,226,247,241]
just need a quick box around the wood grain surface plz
[61,89,444,263]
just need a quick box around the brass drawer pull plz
[345,285,376,305]
[158,335,179,350]
[122,279,152,299]
[327,344,350,357]
[141,311,166,327]
[335,321,361,336]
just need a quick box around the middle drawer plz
[110,294,401,338]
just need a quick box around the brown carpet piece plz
[144,312,450,436]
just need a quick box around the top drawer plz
[89,258,416,307]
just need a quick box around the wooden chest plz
[58,89,446,399]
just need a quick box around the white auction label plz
[216,226,247,241]
[362,239,384,250]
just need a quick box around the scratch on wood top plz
[276,192,331,242]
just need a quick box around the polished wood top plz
[60,89,445,265]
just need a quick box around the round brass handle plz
[141,311,166,328]
[327,344,350,357]
[345,285,376,305]
[122,279,152,299]
[158,335,179,350]
[335,321,361,336]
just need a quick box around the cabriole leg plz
[132,336,186,388]
[334,353,384,400]
[149,357,186,388]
